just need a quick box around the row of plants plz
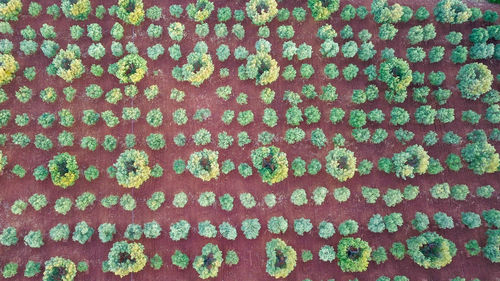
[2,94,499,127]
[1,231,498,279]
[3,208,498,248]
[0,126,498,158]
[2,181,495,218]
[2,0,498,25]
[2,4,499,89]
[0,133,498,187]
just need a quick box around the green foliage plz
[342,64,358,81]
[379,57,412,103]
[434,212,454,229]
[372,247,388,264]
[241,218,261,239]
[72,221,94,244]
[333,187,350,202]
[406,232,457,269]
[149,254,163,270]
[325,147,356,182]
[461,136,499,175]
[390,242,406,260]
[477,185,494,198]
[172,250,189,269]
[484,229,500,263]
[24,230,43,248]
[143,221,161,239]
[265,238,297,278]
[10,199,27,215]
[294,218,313,236]
[49,223,70,242]
[461,212,481,229]
[412,212,429,232]
[337,237,371,272]
[24,260,40,277]
[360,187,379,204]
[434,0,471,24]
[225,250,239,266]
[97,223,116,243]
[465,240,481,256]
[0,227,17,246]
[120,194,136,211]
[105,241,147,277]
[197,191,215,207]
[193,243,223,279]
[379,23,398,40]
[2,262,17,279]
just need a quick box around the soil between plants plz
[0,0,499,280]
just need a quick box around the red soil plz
[0,0,499,280]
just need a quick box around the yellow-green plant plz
[48,153,80,189]
[246,0,278,25]
[244,51,280,86]
[105,241,148,277]
[43,257,77,281]
[325,148,357,182]
[0,53,19,86]
[173,44,214,87]
[193,243,223,279]
[116,0,145,26]
[308,0,340,21]
[187,149,220,181]
[110,54,148,84]
[61,0,91,20]
[265,238,297,278]
[337,237,372,272]
[186,0,214,22]
[0,0,22,21]
[48,44,85,83]
[114,149,151,188]
[392,145,430,179]
[406,232,456,269]
[251,146,288,185]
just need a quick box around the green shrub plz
[24,230,44,248]
[337,237,371,272]
[171,250,189,269]
[294,218,313,236]
[0,227,17,246]
[49,223,70,242]
[2,262,17,279]
[120,194,136,211]
[24,260,40,277]
[241,218,261,239]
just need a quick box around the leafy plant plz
[265,238,297,278]
[337,237,371,272]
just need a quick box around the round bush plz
[116,0,145,26]
[187,149,220,181]
[193,243,223,279]
[457,63,493,100]
[250,146,288,185]
[48,153,79,188]
[113,149,151,188]
[406,232,456,269]
[265,238,297,278]
[110,54,148,84]
[325,148,357,182]
[0,53,19,86]
[105,241,147,277]
[42,257,76,281]
[337,237,371,272]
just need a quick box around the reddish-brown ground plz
[0,0,499,280]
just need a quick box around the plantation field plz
[0,0,499,280]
